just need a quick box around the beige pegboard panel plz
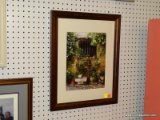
[0,0,159,120]
[113,0,160,120]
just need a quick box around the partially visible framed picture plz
[0,78,33,120]
[50,11,121,111]
[0,0,6,67]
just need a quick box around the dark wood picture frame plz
[50,11,121,111]
[0,78,33,120]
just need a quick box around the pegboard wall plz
[0,0,160,120]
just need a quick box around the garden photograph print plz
[50,11,121,111]
[66,32,106,90]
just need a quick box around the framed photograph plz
[50,11,121,111]
[0,78,33,120]
[0,0,7,67]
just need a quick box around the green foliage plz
[87,33,106,46]
[76,57,90,75]
[66,68,73,79]
[67,32,79,58]
[75,47,84,57]
[66,68,74,84]
[87,60,100,75]
[76,57,101,79]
